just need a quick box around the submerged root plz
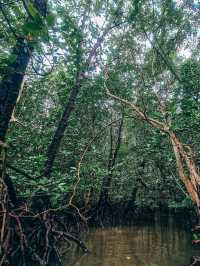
[0,204,89,266]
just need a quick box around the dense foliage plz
[0,0,200,264]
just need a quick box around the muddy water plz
[64,224,200,266]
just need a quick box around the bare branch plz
[105,85,166,132]
[0,3,18,38]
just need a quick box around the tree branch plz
[0,3,18,38]
[43,21,125,178]
[7,163,35,180]
[105,85,166,132]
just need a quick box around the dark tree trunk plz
[42,24,115,178]
[0,36,32,208]
[0,38,33,142]
[99,173,112,206]
[3,174,18,207]
[99,113,124,207]
[43,73,83,177]
[0,0,47,205]
[0,0,47,142]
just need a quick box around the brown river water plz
[63,223,200,266]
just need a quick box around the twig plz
[68,118,124,209]
[6,163,35,180]
[0,3,18,38]
[0,1,20,5]
[0,193,7,244]
[0,140,8,149]
[53,229,89,253]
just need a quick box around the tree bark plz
[106,88,200,220]
[0,0,47,142]
[43,73,83,177]
[169,132,200,218]
[99,113,124,206]
[43,27,114,178]
[0,38,33,142]
[0,0,47,205]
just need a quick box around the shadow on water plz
[63,219,200,266]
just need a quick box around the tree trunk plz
[0,0,47,205]
[43,73,83,177]
[106,88,200,221]
[43,25,117,178]
[0,0,47,142]
[0,38,33,142]
[99,113,124,206]
[169,132,200,220]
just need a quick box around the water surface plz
[64,224,200,266]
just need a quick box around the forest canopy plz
[0,0,200,265]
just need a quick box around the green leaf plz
[7,54,17,64]
[13,5,23,17]
[46,13,56,27]
[27,1,44,26]
[23,21,43,32]
[27,2,38,19]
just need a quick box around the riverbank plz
[80,201,197,228]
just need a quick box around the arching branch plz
[105,80,200,219]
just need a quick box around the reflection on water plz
[64,223,200,266]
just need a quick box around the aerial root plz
[0,206,89,266]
